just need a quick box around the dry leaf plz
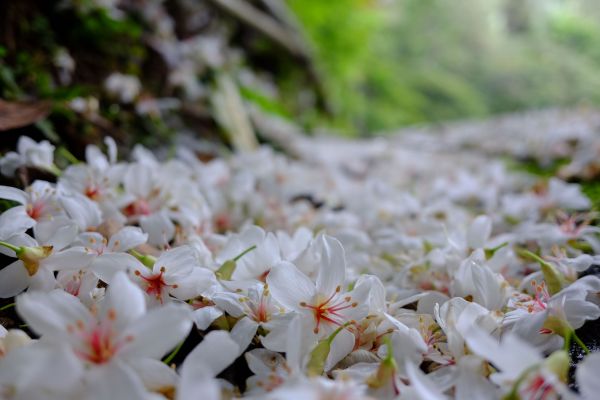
[0,100,51,131]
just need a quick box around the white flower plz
[104,73,141,103]
[77,227,148,282]
[451,250,508,310]
[505,275,600,351]
[14,271,192,398]
[460,325,571,399]
[0,219,93,298]
[267,235,369,337]
[0,180,65,238]
[129,245,210,305]
[0,136,56,176]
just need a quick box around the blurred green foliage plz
[288,0,600,135]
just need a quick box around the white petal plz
[0,260,30,298]
[177,366,220,400]
[245,349,286,375]
[44,247,94,271]
[324,328,355,371]
[91,253,145,283]
[182,330,239,377]
[60,193,102,231]
[28,266,57,292]
[120,303,192,359]
[105,136,118,164]
[140,212,175,246]
[16,289,92,338]
[266,261,315,311]
[467,215,492,249]
[123,163,153,198]
[212,292,246,317]
[315,235,346,295]
[169,267,216,300]
[261,315,294,352]
[464,328,541,379]
[127,358,178,391]
[101,271,146,331]
[193,306,223,330]
[0,185,28,204]
[0,341,83,396]
[230,317,259,355]
[84,360,148,400]
[108,226,148,252]
[577,352,600,400]
[155,246,195,282]
[405,360,447,400]
[42,218,79,250]
[0,206,35,239]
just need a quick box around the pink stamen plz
[300,287,357,333]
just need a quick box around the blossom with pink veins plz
[129,245,215,306]
[267,235,370,338]
[505,275,600,351]
[5,271,192,399]
[75,226,149,282]
[0,180,65,238]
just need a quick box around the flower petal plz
[0,185,28,204]
[266,261,315,311]
[467,215,492,249]
[108,226,148,252]
[315,235,346,296]
[0,206,35,239]
[182,330,240,377]
[0,260,30,298]
[44,247,94,271]
[230,317,259,355]
[84,360,148,400]
[91,253,145,283]
[155,245,196,281]
[16,289,91,338]
[101,271,146,331]
[120,303,192,359]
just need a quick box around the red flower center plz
[300,286,357,334]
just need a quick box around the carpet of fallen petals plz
[1,113,600,399]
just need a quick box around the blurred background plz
[2,0,600,149]
[294,0,600,134]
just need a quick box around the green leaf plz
[306,323,347,376]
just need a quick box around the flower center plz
[521,374,555,400]
[26,201,45,220]
[69,309,131,365]
[135,267,176,303]
[123,198,152,217]
[85,185,101,200]
[242,287,272,323]
[300,286,358,334]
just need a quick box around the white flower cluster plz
[0,132,599,400]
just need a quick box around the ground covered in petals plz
[1,111,600,399]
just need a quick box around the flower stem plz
[563,330,572,352]
[0,303,15,311]
[233,245,257,262]
[47,164,62,176]
[572,332,590,355]
[163,340,185,365]
[129,249,155,269]
[57,147,81,165]
[0,241,21,253]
